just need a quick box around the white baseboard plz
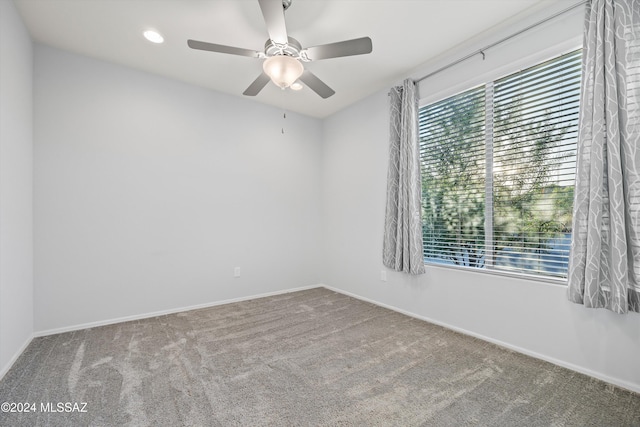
[34,284,323,338]
[323,285,640,395]
[0,334,34,381]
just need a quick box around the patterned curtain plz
[568,0,640,313]
[383,79,425,275]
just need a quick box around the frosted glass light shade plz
[263,55,304,89]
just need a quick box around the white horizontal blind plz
[419,49,581,280]
[420,86,486,267]
[491,49,580,278]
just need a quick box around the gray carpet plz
[1,287,639,426]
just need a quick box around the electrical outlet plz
[380,270,387,282]
[234,267,241,278]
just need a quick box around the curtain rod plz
[416,0,587,83]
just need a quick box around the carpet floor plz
[1,287,639,426]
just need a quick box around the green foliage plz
[493,96,574,262]
[421,89,486,267]
[421,89,575,271]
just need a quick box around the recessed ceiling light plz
[290,82,303,91]
[143,30,164,44]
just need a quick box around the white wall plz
[414,1,583,106]
[321,5,640,394]
[0,0,34,377]
[34,45,323,333]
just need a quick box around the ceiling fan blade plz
[187,39,261,58]
[304,37,373,61]
[258,0,288,45]
[299,70,335,99]
[243,72,271,96]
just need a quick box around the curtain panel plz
[568,0,640,313]
[383,79,425,275]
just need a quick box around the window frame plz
[418,48,582,285]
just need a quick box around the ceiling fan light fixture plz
[187,0,372,98]
[262,55,303,89]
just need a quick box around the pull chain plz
[282,110,286,134]
[281,87,287,134]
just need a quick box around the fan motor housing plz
[264,37,306,61]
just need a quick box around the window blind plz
[420,86,487,268]
[419,49,581,280]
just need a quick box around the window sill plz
[423,260,568,286]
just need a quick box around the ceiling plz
[15,0,556,118]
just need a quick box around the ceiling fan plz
[187,0,373,99]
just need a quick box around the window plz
[419,49,581,280]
